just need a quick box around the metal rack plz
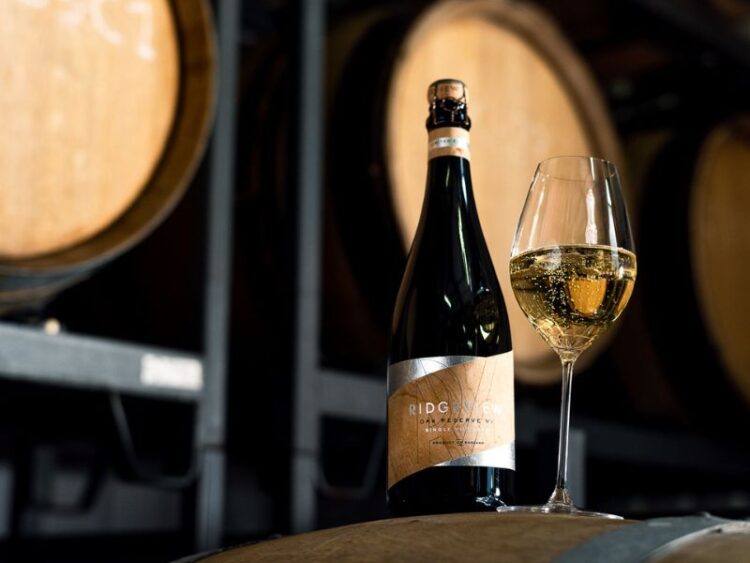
[0,0,240,552]
[291,0,328,534]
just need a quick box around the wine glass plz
[499,156,637,518]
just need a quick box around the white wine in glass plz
[499,156,637,518]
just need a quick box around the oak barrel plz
[0,0,215,310]
[621,116,750,431]
[179,513,750,562]
[326,0,625,381]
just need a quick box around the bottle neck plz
[420,143,478,242]
[425,125,474,203]
[427,126,471,162]
[425,125,474,213]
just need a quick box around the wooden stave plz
[657,530,750,563]
[190,513,632,562]
[0,0,216,311]
[180,513,750,563]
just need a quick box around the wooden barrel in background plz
[617,116,750,432]
[0,0,215,311]
[180,512,750,562]
[326,0,625,381]
[690,117,750,405]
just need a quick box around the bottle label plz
[387,352,515,489]
[428,127,470,160]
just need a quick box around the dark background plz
[0,0,749,561]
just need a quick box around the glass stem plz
[548,359,575,507]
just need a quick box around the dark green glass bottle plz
[387,79,515,515]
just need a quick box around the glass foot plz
[496,503,622,519]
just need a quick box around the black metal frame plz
[291,0,326,534]
[194,0,240,550]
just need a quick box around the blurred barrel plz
[327,0,624,381]
[180,513,750,562]
[0,0,216,311]
[620,116,750,431]
[239,0,624,379]
[690,117,750,404]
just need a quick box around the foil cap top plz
[426,79,470,131]
[427,79,468,105]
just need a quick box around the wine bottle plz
[387,79,515,515]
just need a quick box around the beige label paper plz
[428,127,470,160]
[387,353,514,488]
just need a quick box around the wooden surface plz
[198,513,633,562]
[0,0,215,310]
[0,0,179,258]
[657,527,750,563]
[386,0,624,384]
[188,513,750,563]
[690,116,750,404]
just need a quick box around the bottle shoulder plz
[390,144,510,362]
[390,241,510,361]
